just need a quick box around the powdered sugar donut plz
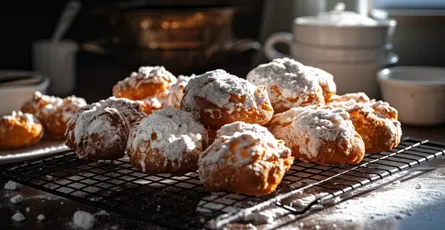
[305,66,336,102]
[127,108,208,175]
[163,75,193,109]
[246,58,325,113]
[198,122,293,196]
[112,66,177,101]
[21,92,87,139]
[326,95,401,153]
[268,107,365,165]
[65,104,130,160]
[0,111,44,149]
[181,69,274,129]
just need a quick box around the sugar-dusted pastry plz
[181,69,274,129]
[138,97,163,115]
[305,66,336,102]
[268,107,365,165]
[328,92,370,104]
[198,122,293,196]
[21,91,87,139]
[112,66,177,101]
[127,108,208,175]
[246,58,324,113]
[326,94,401,153]
[0,111,44,149]
[65,97,146,160]
[21,91,60,114]
[65,105,130,160]
[163,75,193,109]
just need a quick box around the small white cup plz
[32,40,79,96]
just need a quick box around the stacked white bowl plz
[264,4,398,99]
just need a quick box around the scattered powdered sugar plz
[37,214,46,221]
[117,66,177,90]
[182,69,261,116]
[316,171,445,223]
[10,194,24,204]
[243,207,290,224]
[11,211,26,222]
[270,107,356,158]
[163,74,193,109]
[26,207,30,212]
[4,180,23,190]
[246,58,323,109]
[73,210,96,229]
[198,122,291,172]
[128,108,207,169]
[94,210,109,216]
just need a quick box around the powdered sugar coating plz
[329,92,370,103]
[326,97,402,152]
[199,122,291,170]
[270,107,356,158]
[246,58,324,111]
[115,66,176,92]
[38,96,87,127]
[95,97,146,125]
[127,108,207,171]
[182,70,263,116]
[65,104,130,160]
[217,121,275,140]
[0,111,44,148]
[163,75,193,109]
[2,111,38,127]
[21,91,61,114]
[305,66,336,100]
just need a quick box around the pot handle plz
[206,39,261,58]
[264,32,292,60]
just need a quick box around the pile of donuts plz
[1,57,402,197]
[0,92,87,149]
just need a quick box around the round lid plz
[296,3,388,27]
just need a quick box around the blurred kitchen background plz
[0,0,444,103]
[1,0,445,70]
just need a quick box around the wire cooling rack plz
[3,137,445,229]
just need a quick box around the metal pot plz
[83,6,260,73]
[110,7,235,49]
[82,39,260,74]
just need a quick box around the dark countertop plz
[1,53,445,230]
